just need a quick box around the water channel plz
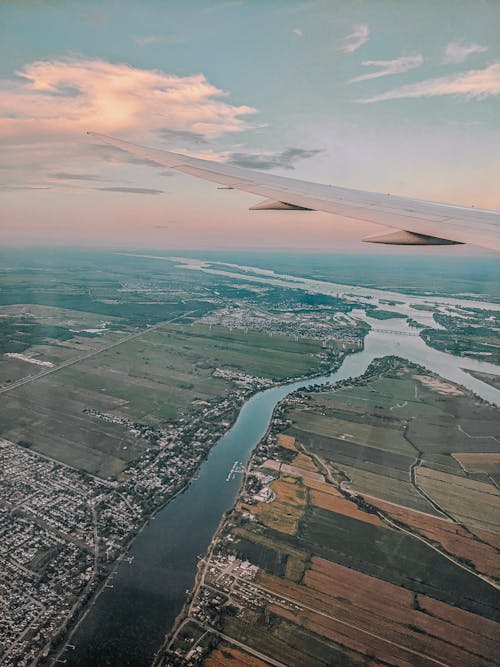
[64,318,500,666]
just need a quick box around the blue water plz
[63,322,500,666]
[64,345,377,666]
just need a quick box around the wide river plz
[64,317,500,666]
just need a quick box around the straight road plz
[0,310,197,395]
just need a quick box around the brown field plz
[310,490,385,527]
[276,433,297,451]
[452,452,500,473]
[241,476,307,535]
[285,554,308,582]
[416,467,500,534]
[367,496,500,578]
[302,478,341,496]
[291,451,319,473]
[203,645,267,667]
[279,463,324,483]
[413,374,465,396]
[258,558,499,667]
[472,528,500,550]
[261,459,325,483]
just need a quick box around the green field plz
[268,361,500,608]
[288,410,412,455]
[0,323,326,478]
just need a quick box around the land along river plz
[64,318,500,666]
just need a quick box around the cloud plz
[97,186,164,195]
[443,41,488,65]
[339,23,369,54]
[349,54,423,83]
[0,184,51,192]
[0,56,257,142]
[48,172,102,181]
[228,147,323,170]
[356,62,500,103]
[157,128,208,145]
[292,28,303,37]
[90,143,163,167]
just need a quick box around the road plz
[0,310,196,395]
[228,575,452,667]
[380,514,500,591]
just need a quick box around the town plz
[0,369,284,665]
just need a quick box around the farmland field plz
[288,410,412,454]
[240,476,307,535]
[212,359,500,667]
[0,323,327,477]
[416,466,500,534]
[452,452,500,473]
[203,645,268,667]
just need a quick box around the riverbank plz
[157,356,403,664]
[56,358,351,666]
[177,356,500,666]
[59,318,500,666]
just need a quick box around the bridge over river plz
[372,328,419,336]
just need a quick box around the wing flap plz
[363,230,462,245]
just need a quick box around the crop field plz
[237,496,500,617]
[235,526,309,580]
[321,374,423,411]
[203,645,268,667]
[0,322,325,477]
[241,476,307,535]
[452,452,500,473]
[416,466,500,534]
[222,610,366,667]
[257,559,499,667]
[339,464,438,513]
[287,426,433,512]
[289,430,416,475]
[309,489,385,527]
[167,324,325,380]
[218,361,500,667]
[301,478,341,495]
[289,452,319,473]
[253,504,500,617]
[232,536,289,577]
[276,433,297,451]
[263,558,499,666]
[367,496,500,578]
[288,410,412,454]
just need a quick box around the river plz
[63,320,500,666]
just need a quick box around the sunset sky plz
[1,0,499,251]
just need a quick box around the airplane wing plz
[88,132,500,250]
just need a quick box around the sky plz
[1,0,499,251]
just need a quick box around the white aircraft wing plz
[88,132,500,250]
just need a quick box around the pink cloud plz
[0,56,256,142]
